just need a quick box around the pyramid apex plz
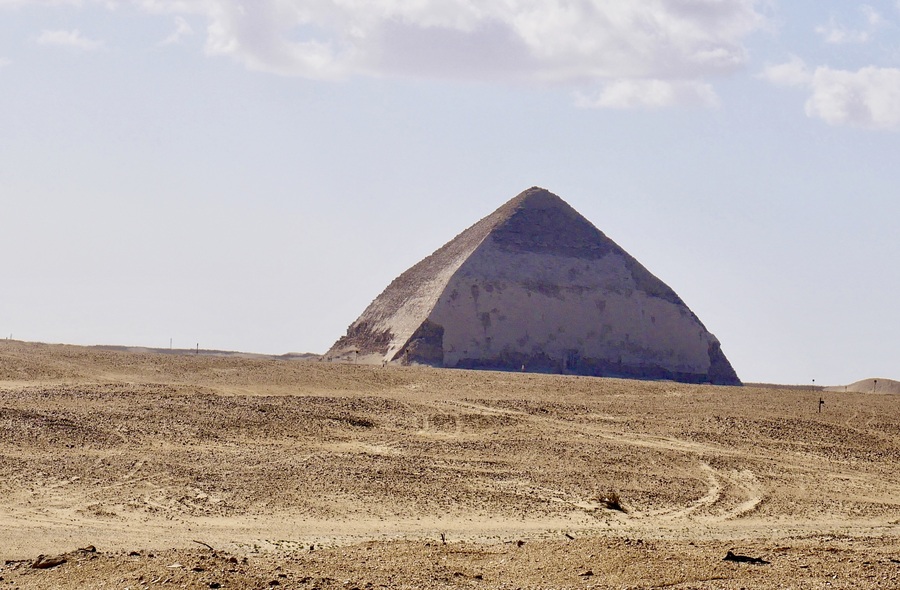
[486,187,574,229]
[508,186,567,208]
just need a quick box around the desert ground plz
[1,340,899,589]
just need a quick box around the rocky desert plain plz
[1,339,899,589]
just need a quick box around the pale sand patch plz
[825,377,900,394]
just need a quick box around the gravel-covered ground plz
[1,340,899,588]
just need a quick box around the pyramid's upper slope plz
[488,188,684,306]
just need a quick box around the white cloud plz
[117,0,767,88]
[7,0,768,108]
[861,5,887,27]
[815,5,892,45]
[160,15,193,45]
[576,79,719,109]
[0,0,84,6]
[815,16,869,44]
[805,66,900,129]
[761,58,900,130]
[37,29,104,50]
[759,56,811,87]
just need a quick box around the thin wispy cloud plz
[0,0,84,6]
[160,15,193,45]
[37,29,104,50]
[576,79,720,110]
[814,5,892,45]
[815,17,869,44]
[862,5,887,27]
[759,56,812,87]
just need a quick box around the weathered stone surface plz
[327,187,740,385]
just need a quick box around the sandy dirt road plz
[1,340,899,588]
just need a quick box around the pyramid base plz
[399,348,741,386]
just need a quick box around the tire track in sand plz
[433,400,764,524]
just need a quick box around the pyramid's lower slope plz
[327,187,740,385]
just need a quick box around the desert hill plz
[1,339,899,589]
[825,377,900,394]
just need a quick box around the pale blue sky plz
[1,1,898,385]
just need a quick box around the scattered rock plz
[31,555,67,569]
[579,570,594,577]
[724,551,770,565]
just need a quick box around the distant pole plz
[196,343,199,355]
[818,397,825,413]
[874,379,877,393]
[170,338,172,350]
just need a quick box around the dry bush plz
[598,492,626,513]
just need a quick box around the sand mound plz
[824,378,900,394]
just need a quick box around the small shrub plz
[342,415,375,428]
[598,492,626,513]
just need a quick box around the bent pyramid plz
[327,187,740,385]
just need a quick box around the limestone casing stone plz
[327,187,740,385]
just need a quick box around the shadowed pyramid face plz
[328,187,740,385]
